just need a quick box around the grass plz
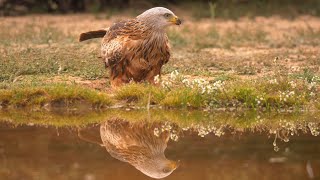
[162,88,204,108]
[167,29,188,48]
[115,83,165,105]
[0,19,107,82]
[1,72,316,111]
[193,27,269,49]
[0,83,112,109]
[0,44,106,81]
[185,0,320,20]
[110,72,317,111]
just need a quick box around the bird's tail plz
[79,29,107,42]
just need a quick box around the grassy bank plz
[0,83,112,109]
[114,72,320,111]
[0,72,318,111]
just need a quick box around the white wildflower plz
[170,70,179,80]
[289,81,297,88]
[154,128,160,137]
[170,133,179,141]
[269,79,278,84]
[308,82,316,90]
[182,79,190,86]
[161,81,172,88]
[154,75,160,84]
[213,80,224,89]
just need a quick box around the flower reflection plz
[99,119,179,179]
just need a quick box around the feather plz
[79,29,107,42]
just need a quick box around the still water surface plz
[0,110,319,180]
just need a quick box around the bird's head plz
[137,7,181,30]
[136,156,179,179]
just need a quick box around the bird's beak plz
[169,160,180,170]
[169,16,182,25]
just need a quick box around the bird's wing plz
[106,143,150,164]
[101,19,148,68]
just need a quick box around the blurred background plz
[1,0,320,18]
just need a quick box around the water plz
[0,110,319,180]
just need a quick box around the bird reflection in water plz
[78,119,179,179]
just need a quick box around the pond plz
[0,109,319,180]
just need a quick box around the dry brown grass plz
[1,14,320,80]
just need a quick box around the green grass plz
[0,44,106,81]
[0,83,112,108]
[115,83,165,105]
[161,87,204,108]
[291,68,320,83]
[110,73,317,111]
[0,21,106,82]
[0,71,318,111]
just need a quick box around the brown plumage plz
[79,29,107,42]
[79,7,181,87]
[100,119,178,179]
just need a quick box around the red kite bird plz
[100,119,179,179]
[79,7,181,87]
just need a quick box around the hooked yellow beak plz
[169,16,182,25]
[169,160,180,170]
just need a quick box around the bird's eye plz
[162,168,171,173]
[164,13,171,18]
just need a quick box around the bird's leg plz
[145,67,161,85]
[111,78,125,87]
[110,73,130,87]
[147,77,155,85]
